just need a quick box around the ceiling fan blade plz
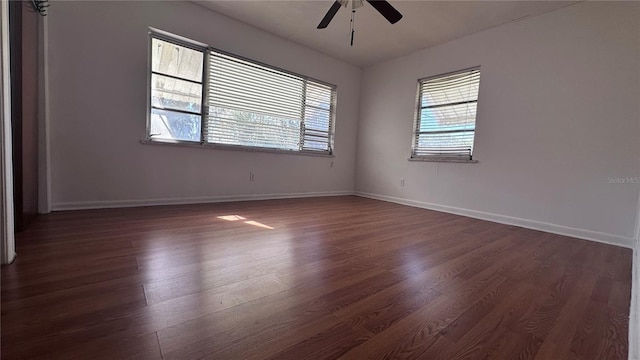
[366,0,403,24]
[317,1,342,29]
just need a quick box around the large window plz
[148,30,336,155]
[412,67,480,161]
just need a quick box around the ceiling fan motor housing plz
[338,0,364,10]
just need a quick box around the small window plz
[412,67,480,161]
[147,30,336,155]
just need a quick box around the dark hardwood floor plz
[1,196,632,359]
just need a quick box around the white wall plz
[47,1,361,210]
[355,1,640,247]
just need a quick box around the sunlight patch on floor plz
[217,215,274,229]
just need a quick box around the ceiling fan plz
[317,0,403,29]
[317,0,403,45]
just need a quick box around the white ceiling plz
[196,0,578,67]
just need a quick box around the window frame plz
[410,66,481,163]
[146,29,208,144]
[146,29,337,157]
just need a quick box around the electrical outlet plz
[249,172,255,181]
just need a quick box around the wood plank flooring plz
[0,196,632,359]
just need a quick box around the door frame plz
[1,0,16,264]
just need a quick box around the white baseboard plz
[56,190,635,248]
[53,190,354,211]
[354,191,635,249]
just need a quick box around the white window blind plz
[206,52,304,151]
[148,31,336,155]
[412,68,480,160]
[302,81,334,152]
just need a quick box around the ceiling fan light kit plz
[317,0,403,46]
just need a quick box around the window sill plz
[408,157,478,163]
[141,139,335,158]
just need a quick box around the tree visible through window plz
[148,31,336,155]
[412,68,480,161]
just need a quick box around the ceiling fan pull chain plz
[350,9,355,46]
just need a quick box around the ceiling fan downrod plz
[350,9,355,46]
